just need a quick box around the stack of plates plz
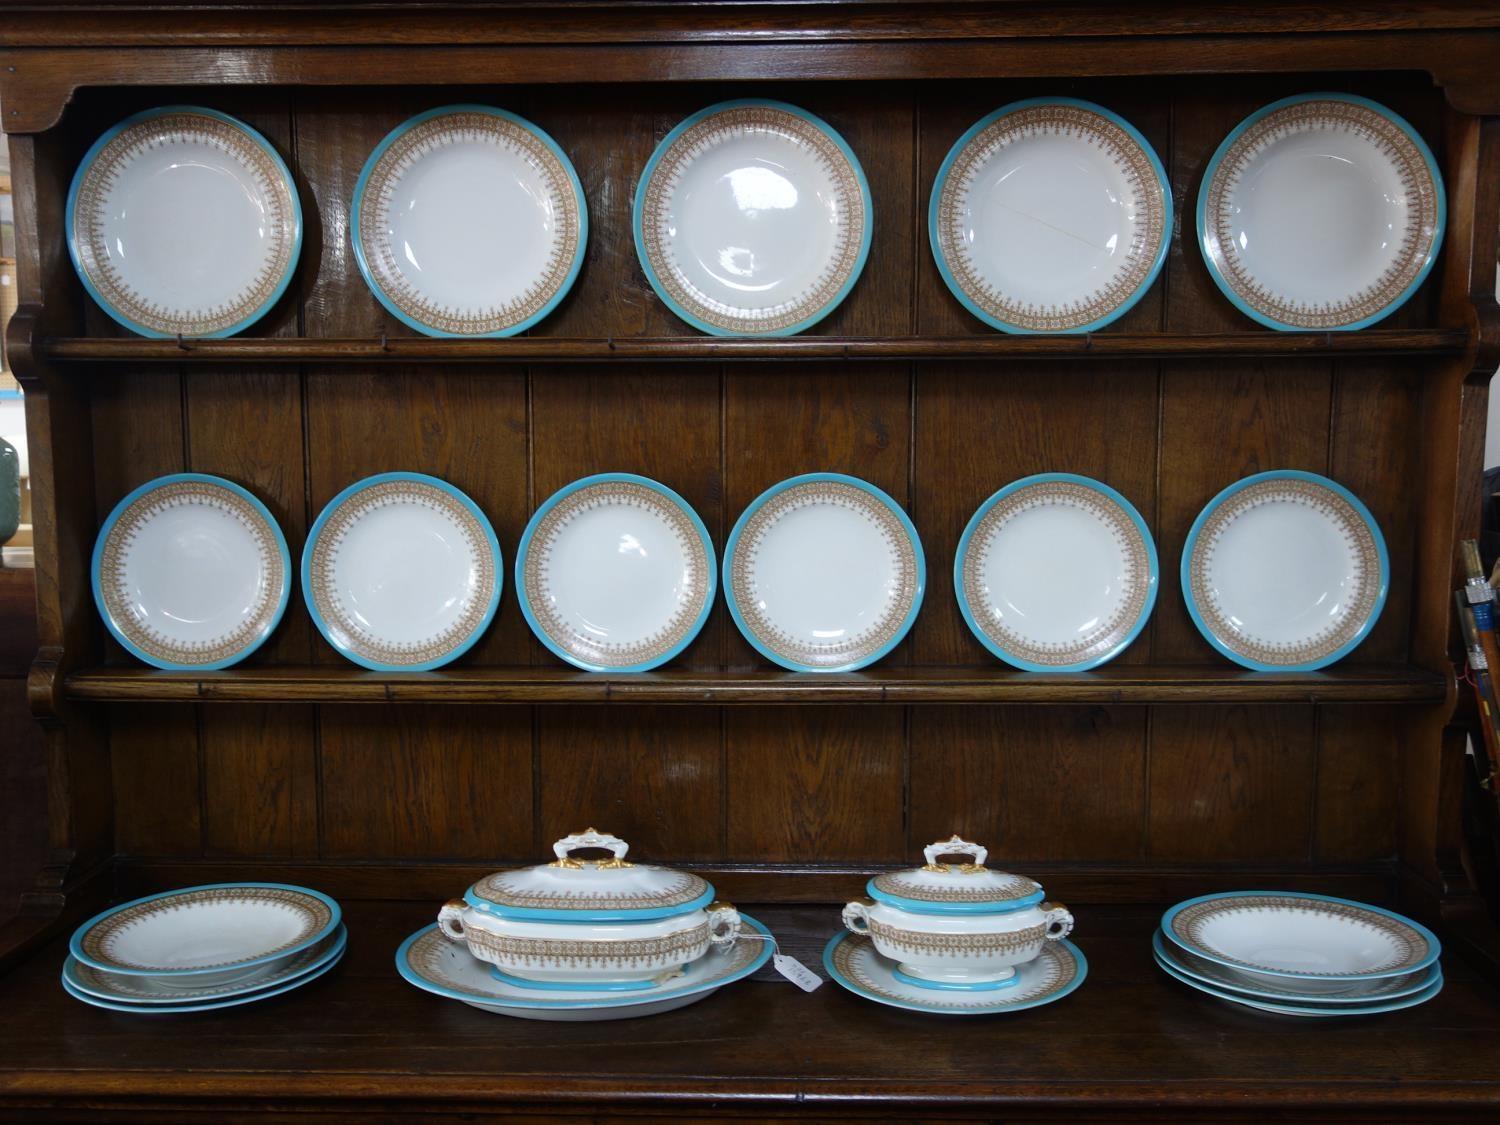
[1155,891,1442,1018]
[63,883,344,1014]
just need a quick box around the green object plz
[0,436,18,544]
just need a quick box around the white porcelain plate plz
[956,473,1157,670]
[67,106,302,338]
[69,883,341,982]
[930,98,1170,333]
[725,473,924,672]
[304,472,502,671]
[1154,948,1443,1019]
[1182,470,1387,670]
[517,473,715,671]
[1198,93,1444,331]
[92,473,291,670]
[353,105,587,337]
[634,99,872,336]
[1161,892,1440,984]
[395,915,774,1021]
[823,932,1086,1016]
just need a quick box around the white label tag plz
[773,953,823,992]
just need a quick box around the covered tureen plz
[842,835,1073,988]
[438,829,740,989]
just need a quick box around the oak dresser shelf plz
[64,663,1448,705]
[38,329,1468,365]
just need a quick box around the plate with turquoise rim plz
[955,473,1157,671]
[633,99,872,336]
[62,941,345,1014]
[351,105,587,337]
[724,473,924,672]
[1154,948,1443,1018]
[1181,470,1387,671]
[1197,93,1444,332]
[516,473,716,672]
[930,97,1170,334]
[822,932,1086,1016]
[67,106,302,338]
[91,473,291,671]
[303,472,503,672]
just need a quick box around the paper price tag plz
[773,952,823,992]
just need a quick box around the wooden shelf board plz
[64,664,1449,705]
[40,330,1468,365]
[1,902,1496,1118]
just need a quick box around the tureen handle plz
[552,828,631,866]
[1042,901,1074,941]
[842,899,873,935]
[706,901,742,946]
[437,899,468,943]
[922,834,988,871]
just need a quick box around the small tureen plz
[842,835,1073,988]
[438,829,740,990]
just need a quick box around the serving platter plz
[955,473,1157,671]
[517,474,715,671]
[67,106,302,338]
[61,944,346,1014]
[1153,948,1443,1018]
[396,915,774,1022]
[930,98,1170,333]
[634,98,872,336]
[1182,470,1387,671]
[352,105,587,337]
[724,473,924,672]
[303,472,502,671]
[91,473,291,670]
[1198,93,1444,331]
[823,932,1086,1016]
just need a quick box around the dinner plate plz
[65,925,347,1005]
[930,98,1170,333]
[62,943,345,1014]
[724,473,924,672]
[823,932,1086,1016]
[395,915,773,1021]
[352,105,587,337]
[69,883,341,985]
[1198,93,1444,331]
[1160,892,1440,987]
[67,106,302,338]
[92,473,291,670]
[303,472,502,671]
[517,473,715,671]
[1151,929,1438,1005]
[1154,949,1443,1018]
[634,99,872,336]
[955,473,1157,671]
[1182,470,1387,670]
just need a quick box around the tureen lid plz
[866,835,1045,915]
[464,829,714,922]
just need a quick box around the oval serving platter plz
[303,472,503,671]
[955,473,1157,671]
[930,98,1170,334]
[92,473,291,670]
[724,473,923,672]
[1182,469,1387,671]
[1198,93,1445,331]
[517,473,716,672]
[67,106,302,338]
[634,99,872,336]
[352,105,587,337]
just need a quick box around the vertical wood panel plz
[202,705,318,857]
[110,705,199,856]
[909,706,1146,862]
[1314,705,1399,862]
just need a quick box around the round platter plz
[1197,93,1444,331]
[955,473,1157,671]
[352,105,587,337]
[1153,948,1443,1019]
[517,473,715,672]
[724,473,924,672]
[61,944,345,1014]
[67,106,302,338]
[634,98,872,336]
[1182,470,1387,671]
[929,98,1170,334]
[91,473,291,670]
[303,472,502,671]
